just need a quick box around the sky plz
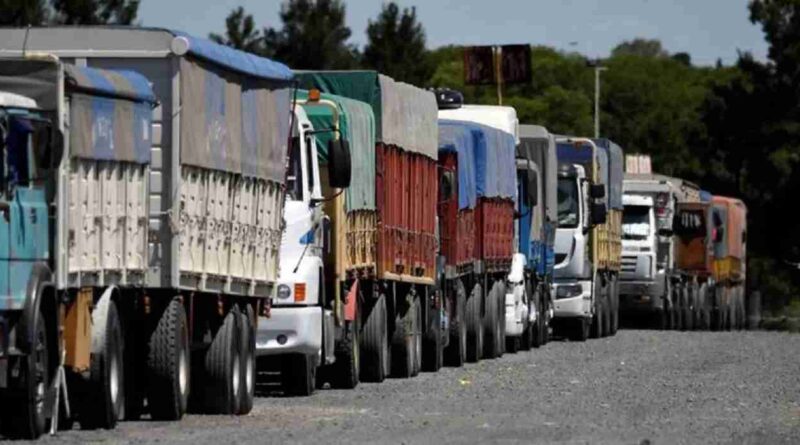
[139,0,769,66]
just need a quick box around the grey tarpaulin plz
[180,57,290,182]
[519,125,557,225]
[593,138,624,210]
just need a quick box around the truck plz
[0,58,156,438]
[620,171,707,330]
[297,71,440,379]
[709,196,748,330]
[552,138,623,341]
[0,27,306,435]
[255,89,362,395]
[503,124,559,351]
[437,104,519,361]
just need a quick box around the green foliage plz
[0,0,138,25]
[209,7,267,56]
[51,0,139,25]
[363,2,432,85]
[0,0,49,25]
[264,0,358,69]
[611,38,669,58]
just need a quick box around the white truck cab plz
[620,194,663,302]
[552,164,593,321]
[256,106,336,394]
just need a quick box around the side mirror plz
[440,170,455,202]
[591,202,607,226]
[327,138,351,189]
[590,184,605,199]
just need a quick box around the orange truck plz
[674,193,748,330]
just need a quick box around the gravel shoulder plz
[5,330,799,444]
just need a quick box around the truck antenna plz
[22,25,32,57]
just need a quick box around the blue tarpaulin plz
[438,120,478,209]
[66,65,156,164]
[467,121,517,201]
[171,30,293,82]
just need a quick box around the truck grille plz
[621,255,638,274]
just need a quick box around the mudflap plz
[345,280,359,322]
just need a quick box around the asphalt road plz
[6,330,800,444]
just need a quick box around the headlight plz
[276,284,292,300]
[556,284,583,299]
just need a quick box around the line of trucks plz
[0,27,749,439]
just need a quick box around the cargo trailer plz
[0,27,296,429]
[297,71,440,379]
[710,196,747,330]
[437,104,519,362]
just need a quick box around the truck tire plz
[683,287,693,331]
[699,284,710,330]
[531,286,545,348]
[445,280,467,367]
[465,284,484,362]
[81,297,124,430]
[570,318,589,342]
[282,354,316,396]
[610,278,619,335]
[238,305,255,414]
[147,298,190,420]
[655,308,668,330]
[496,282,506,356]
[421,293,442,373]
[413,298,423,376]
[391,294,418,378]
[590,282,603,339]
[361,294,389,382]
[602,282,611,337]
[4,306,50,439]
[330,314,360,389]
[203,308,241,414]
[482,282,501,359]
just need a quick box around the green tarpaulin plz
[297,89,376,211]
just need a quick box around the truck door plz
[4,117,49,307]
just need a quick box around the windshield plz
[623,205,652,240]
[557,177,579,228]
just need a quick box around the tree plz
[210,7,266,55]
[264,0,358,69]
[51,0,139,25]
[363,2,432,85]
[0,0,49,25]
[611,38,669,58]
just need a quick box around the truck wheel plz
[391,295,417,378]
[412,298,423,376]
[570,318,589,342]
[699,284,710,330]
[683,287,693,331]
[203,308,241,414]
[465,284,484,362]
[602,282,612,337]
[655,309,668,330]
[361,294,389,382]
[282,354,316,396]
[331,312,360,389]
[81,297,124,430]
[610,278,619,335]
[495,282,506,356]
[147,298,190,420]
[5,306,50,439]
[238,305,255,414]
[422,294,442,373]
[590,287,603,339]
[482,282,501,359]
[531,287,545,348]
[445,281,467,367]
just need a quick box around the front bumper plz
[552,280,592,319]
[619,280,665,311]
[256,306,322,357]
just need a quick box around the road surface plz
[5,330,799,444]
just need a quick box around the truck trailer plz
[552,138,623,340]
[437,104,519,361]
[297,71,440,379]
[0,27,298,434]
[504,124,559,351]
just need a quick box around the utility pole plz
[591,62,608,138]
